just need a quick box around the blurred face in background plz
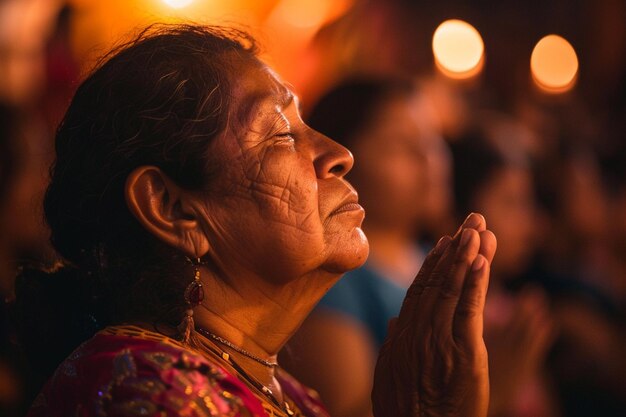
[347,93,450,232]
[473,165,537,278]
[560,155,609,243]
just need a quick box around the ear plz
[125,166,210,258]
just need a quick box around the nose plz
[310,129,354,179]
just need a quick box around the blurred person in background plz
[0,2,78,415]
[449,114,560,417]
[529,128,626,417]
[451,108,626,417]
[0,105,20,293]
[602,100,626,314]
[283,77,453,417]
[0,104,56,416]
[0,103,25,417]
[0,102,50,417]
[0,1,75,279]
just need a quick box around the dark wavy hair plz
[14,24,258,376]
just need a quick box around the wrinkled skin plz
[127,56,370,401]
[196,57,369,286]
[198,61,497,416]
[372,213,496,417]
[129,53,496,417]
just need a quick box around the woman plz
[16,24,496,417]
[284,78,452,417]
[450,121,557,417]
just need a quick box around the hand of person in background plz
[372,213,497,417]
[485,287,556,417]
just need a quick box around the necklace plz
[196,328,279,368]
[195,329,295,416]
[104,325,297,416]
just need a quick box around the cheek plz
[243,147,320,231]
[225,148,330,277]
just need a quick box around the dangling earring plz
[180,257,205,345]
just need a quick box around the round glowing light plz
[162,0,193,9]
[531,34,578,93]
[432,19,484,79]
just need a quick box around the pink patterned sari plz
[27,325,330,417]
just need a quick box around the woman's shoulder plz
[28,326,266,417]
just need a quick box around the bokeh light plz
[162,0,193,9]
[432,19,484,79]
[531,34,579,93]
[271,0,330,29]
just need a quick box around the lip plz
[331,202,364,215]
[330,192,364,216]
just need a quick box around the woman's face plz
[348,94,450,230]
[473,166,537,278]
[198,58,368,283]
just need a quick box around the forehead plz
[229,59,294,123]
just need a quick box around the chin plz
[322,227,370,274]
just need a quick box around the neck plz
[193,266,340,389]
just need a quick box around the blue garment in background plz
[315,264,407,349]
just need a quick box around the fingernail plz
[472,256,486,271]
[434,236,451,254]
[464,212,482,229]
[461,228,473,246]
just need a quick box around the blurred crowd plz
[0,1,624,417]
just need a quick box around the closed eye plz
[275,132,295,141]
[273,132,295,148]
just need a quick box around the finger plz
[454,213,486,238]
[396,232,465,337]
[453,254,490,347]
[404,235,451,297]
[478,230,497,263]
[397,214,484,330]
[428,211,486,289]
[387,317,398,338]
[396,235,451,328]
[434,228,481,328]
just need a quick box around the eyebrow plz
[283,81,304,113]
[239,86,295,128]
[271,84,295,110]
